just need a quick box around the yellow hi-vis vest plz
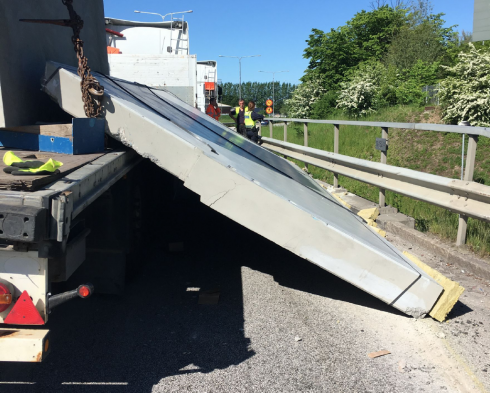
[244,110,256,128]
[234,106,248,124]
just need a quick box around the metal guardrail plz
[262,118,489,246]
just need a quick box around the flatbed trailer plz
[0,61,446,362]
[0,147,140,361]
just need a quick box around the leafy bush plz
[310,91,339,119]
[336,62,385,117]
[284,78,326,119]
[439,44,490,126]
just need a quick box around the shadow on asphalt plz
[0,162,414,392]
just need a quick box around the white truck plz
[105,17,219,112]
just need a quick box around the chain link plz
[62,0,104,118]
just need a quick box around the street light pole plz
[134,9,193,21]
[219,55,261,100]
[259,70,289,117]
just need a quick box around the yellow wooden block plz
[368,225,386,237]
[365,219,378,228]
[331,193,351,209]
[403,251,464,322]
[357,207,380,221]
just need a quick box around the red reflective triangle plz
[4,290,45,325]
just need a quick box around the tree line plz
[220,82,296,113]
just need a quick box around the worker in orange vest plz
[206,98,221,121]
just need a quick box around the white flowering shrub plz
[439,44,490,126]
[336,63,384,117]
[284,78,326,119]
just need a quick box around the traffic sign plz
[266,99,273,107]
[266,107,273,114]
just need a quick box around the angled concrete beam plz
[43,62,443,318]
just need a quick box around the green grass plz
[263,106,490,257]
[219,115,234,124]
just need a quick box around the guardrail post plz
[456,134,479,246]
[304,122,309,171]
[284,122,288,142]
[334,124,339,188]
[379,127,388,206]
[269,121,273,138]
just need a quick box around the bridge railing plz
[261,118,490,247]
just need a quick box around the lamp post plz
[134,10,193,55]
[219,55,261,100]
[258,70,289,117]
[134,10,193,21]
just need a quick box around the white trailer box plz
[105,17,214,111]
[197,60,218,111]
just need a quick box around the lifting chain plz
[62,0,104,118]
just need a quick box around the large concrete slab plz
[43,63,444,318]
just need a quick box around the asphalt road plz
[0,196,489,393]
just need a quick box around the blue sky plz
[104,0,475,86]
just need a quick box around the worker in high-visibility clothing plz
[244,100,264,145]
[206,97,221,121]
[229,99,248,137]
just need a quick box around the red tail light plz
[0,283,12,313]
[78,285,91,298]
[4,290,44,325]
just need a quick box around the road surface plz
[0,187,488,393]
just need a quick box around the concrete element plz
[377,213,415,230]
[43,63,447,318]
[341,195,377,214]
[0,329,50,362]
[403,251,465,322]
[386,221,490,282]
[262,138,490,223]
[0,248,48,323]
[379,206,398,215]
[0,0,108,127]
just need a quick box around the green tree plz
[221,82,296,111]
[302,5,406,90]
[385,12,457,70]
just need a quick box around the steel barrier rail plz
[261,137,490,224]
[264,118,487,246]
[266,118,490,138]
